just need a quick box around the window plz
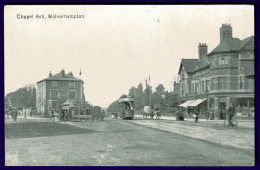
[195,83,198,94]
[52,81,58,87]
[218,56,229,65]
[201,81,205,93]
[248,78,254,91]
[69,91,76,100]
[50,90,59,99]
[210,57,216,67]
[206,80,210,92]
[69,82,76,88]
[182,83,185,96]
[191,83,194,94]
[240,76,244,90]
[218,77,227,90]
[42,91,45,99]
[181,72,185,80]
[211,78,214,90]
[52,102,58,111]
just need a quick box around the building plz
[176,24,254,119]
[36,69,85,117]
[165,81,180,107]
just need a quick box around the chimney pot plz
[61,69,65,77]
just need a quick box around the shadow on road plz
[5,122,96,139]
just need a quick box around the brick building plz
[36,69,85,117]
[175,24,254,119]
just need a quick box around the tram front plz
[118,95,134,120]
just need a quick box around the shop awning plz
[179,100,195,108]
[61,106,70,110]
[188,98,207,107]
[62,100,75,107]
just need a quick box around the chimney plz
[61,69,65,77]
[68,71,73,76]
[220,23,232,42]
[49,71,52,77]
[198,43,208,61]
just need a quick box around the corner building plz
[36,69,85,117]
[176,24,254,119]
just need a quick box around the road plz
[5,116,254,166]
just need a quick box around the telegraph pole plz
[148,75,151,108]
[145,75,152,108]
[149,75,152,108]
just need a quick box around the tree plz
[155,84,165,94]
[128,86,136,97]
[6,86,36,109]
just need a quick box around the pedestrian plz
[13,108,18,122]
[60,111,65,122]
[194,109,199,123]
[156,108,161,120]
[227,103,236,126]
[65,111,68,121]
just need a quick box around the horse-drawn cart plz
[72,108,92,122]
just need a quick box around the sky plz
[4,5,254,108]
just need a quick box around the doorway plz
[219,102,226,120]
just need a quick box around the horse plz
[150,111,154,119]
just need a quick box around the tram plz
[118,95,134,120]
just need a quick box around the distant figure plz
[194,109,199,123]
[60,111,65,122]
[111,113,114,119]
[65,111,68,121]
[150,110,154,119]
[155,109,161,120]
[101,110,105,121]
[227,103,236,126]
[13,108,18,122]
[115,112,118,119]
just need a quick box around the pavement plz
[131,119,254,150]
[135,115,255,128]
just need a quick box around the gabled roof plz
[194,62,210,72]
[37,71,83,83]
[208,38,242,56]
[239,35,254,51]
[178,59,198,74]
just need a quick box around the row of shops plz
[178,97,254,119]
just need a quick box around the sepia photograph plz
[4,5,255,166]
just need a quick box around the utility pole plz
[148,75,151,108]
[145,75,151,108]
[145,75,152,108]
